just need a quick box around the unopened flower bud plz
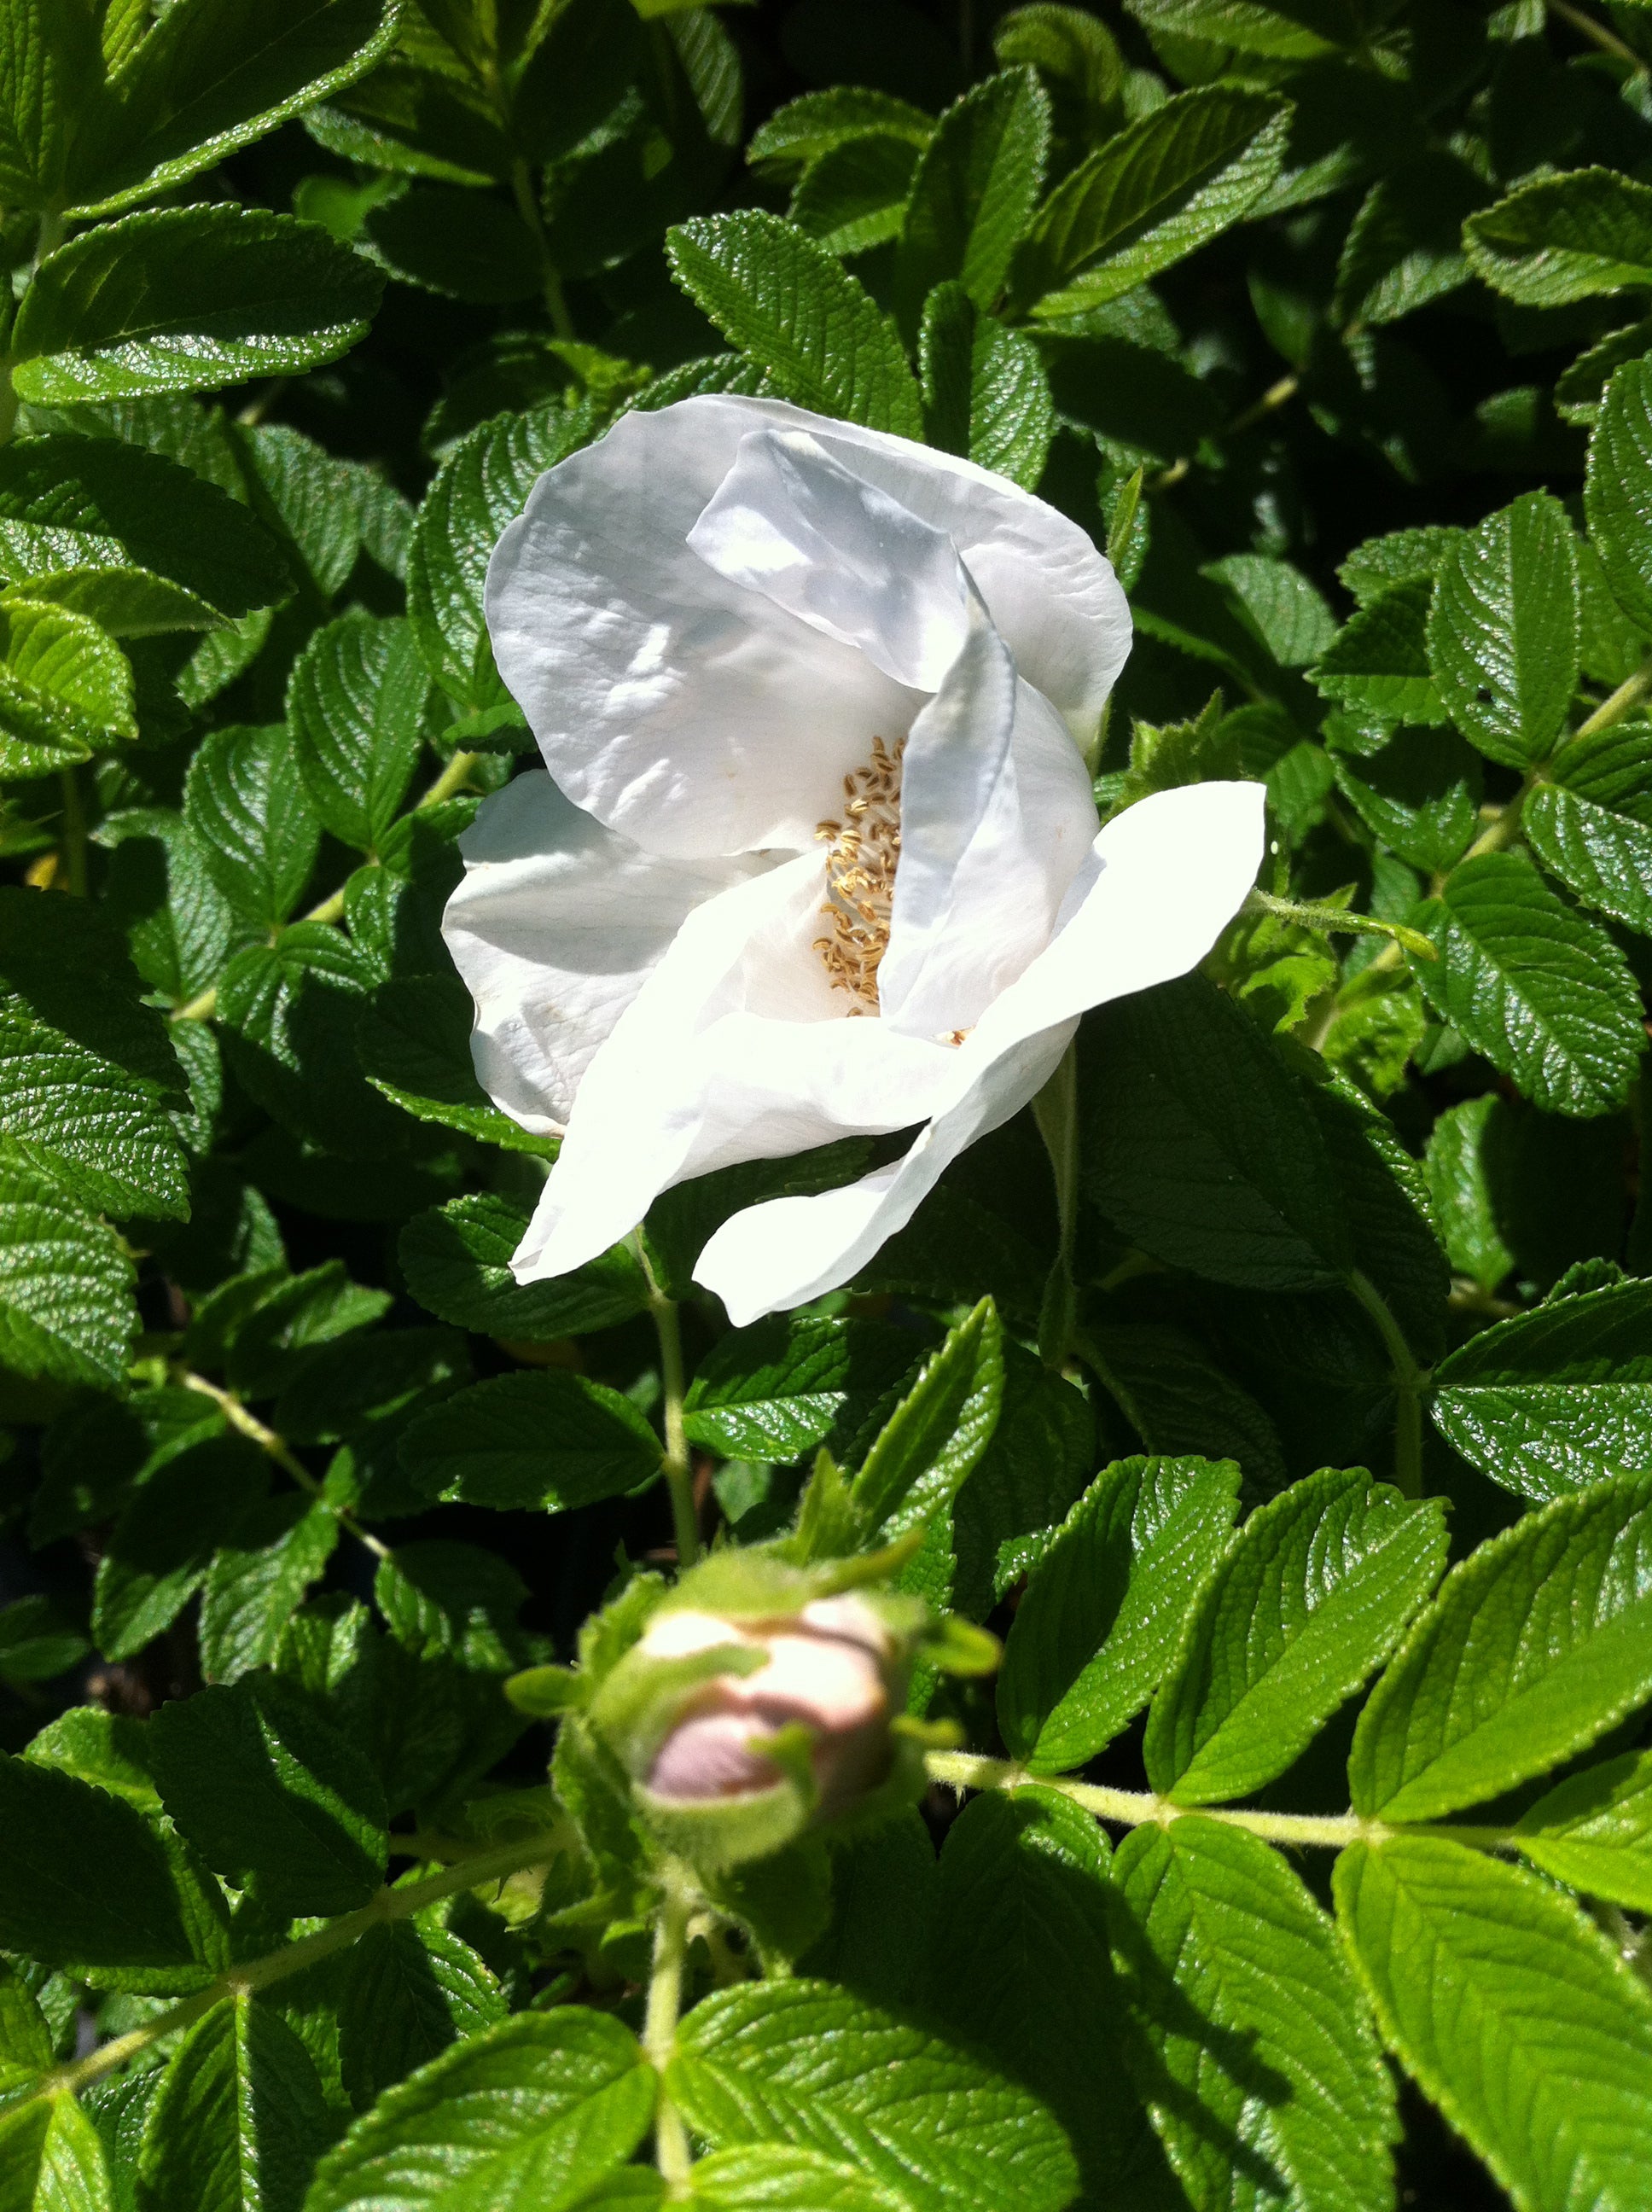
[640,1596,894,1816]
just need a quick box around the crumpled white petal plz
[484,395,1129,859]
[694,780,1268,1324]
[443,771,766,1131]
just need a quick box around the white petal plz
[485,397,923,858]
[695,782,1267,1321]
[441,771,764,1132]
[511,850,956,1282]
[687,426,971,693]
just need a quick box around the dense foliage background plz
[7,2,1652,2209]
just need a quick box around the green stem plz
[1244,886,1437,963]
[924,1753,1517,1854]
[1031,1045,1080,1369]
[645,1870,695,2191]
[58,766,87,895]
[635,1237,699,1570]
[1546,0,1644,67]
[39,1825,569,2102]
[510,159,576,341]
[169,752,480,1025]
[1345,1270,1428,1500]
[177,1371,392,1561]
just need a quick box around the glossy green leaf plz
[1430,1277,1652,1500]
[683,1314,922,1464]
[363,186,543,305]
[306,2010,656,2212]
[337,1921,505,2113]
[1349,1473,1652,1820]
[0,0,98,212]
[1525,722,1652,933]
[1111,1818,1396,2212]
[1021,86,1288,316]
[287,613,429,853]
[666,212,924,437]
[917,283,1053,491]
[1312,578,1445,729]
[848,1297,1003,1538]
[11,208,382,403]
[0,1138,137,1388]
[897,68,1050,324]
[0,2090,112,2212]
[1337,1835,1652,2212]
[1464,167,1652,306]
[398,1368,663,1512]
[398,1191,649,1341]
[1408,853,1643,1118]
[998,1454,1242,1772]
[789,136,922,259]
[184,724,320,931]
[747,89,934,174]
[671,1981,1076,2212]
[1515,1747,1652,1911]
[198,1497,341,1685]
[135,1992,332,2212]
[1427,492,1579,768]
[1145,1466,1447,1804]
[1583,356,1652,635]
[356,974,556,1157]
[149,1675,387,1918]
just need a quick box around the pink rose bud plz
[638,1595,894,1816]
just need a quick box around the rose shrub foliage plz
[3,5,1652,2212]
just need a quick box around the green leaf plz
[1143,1466,1447,1804]
[305,2010,656,2212]
[1515,1747,1652,1911]
[70,0,400,219]
[0,1138,137,1389]
[1430,1277,1652,1501]
[1109,1818,1397,2212]
[398,1192,650,1341]
[363,186,544,305]
[1082,1323,1288,1499]
[998,1454,1241,1772]
[337,1921,505,2113]
[406,402,596,708]
[683,1315,922,1464]
[0,884,190,1219]
[1312,577,1446,729]
[398,1368,661,1513]
[687,2146,905,2212]
[670,1981,1077,2212]
[0,1750,214,1975]
[1336,1835,1652,2212]
[198,1497,341,1685]
[917,284,1053,490]
[0,1595,88,1685]
[1081,975,1352,1290]
[1020,86,1289,317]
[0,0,98,212]
[93,1433,270,1660]
[1527,723,1652,933]
[1408,853,1643,1118]
[666,212,924,437]
[0,598,136,774]
[355,974,556,1157]
[847,1298,1003,1539]
[4,565,222,637]
[1584,356,1652,635]
[951,1341,1096,1618]
[1421,1094,1512,1294]
[1204,553,1336,669]
[747,89,934,174]
[184,724,321,932]
[0,437,287,620]
[288,613,430,854]
[922,1789,1176,2208]
[1349,1472,1652,1821]
[1331,153,1483,329]
[1331,726,1481,876]
[135,1992,332,2212]
[1464,167,1652,306]
[11,208,383,403]
[897,69,1050,327]
[0,2091,113,2212]
[789,136,922,259]
[1426,492,1579,768]
[236,418,410,597]
[149,1676,388,1918]
[1338,526,1463,607]
[1123,0,1350,56]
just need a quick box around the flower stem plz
[176,1371,392,1561]
[645,1869,695,2191]
[1032,1045,1080,1370]
[1243,886,1437,962]
[635,1236,699,1570]
[36,1825,568,2102]
[58,766,87,896]
[1344,1270,1428,1500]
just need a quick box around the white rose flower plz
[443,394,1265,1325]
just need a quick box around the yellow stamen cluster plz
[814,735,905,1014]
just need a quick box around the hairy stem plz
[1243,886,1437,962]
[634,1236,699,1569]
[645,1870,695,2191]
[1346,1270,1428,1500]
[177,1371,393,1561]
[40,1825,570,2102]
[1546,0,1644,67]
[925,1753,1516,1854]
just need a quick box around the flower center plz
[813,735,905,1015]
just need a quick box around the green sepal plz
[504,1664,588,1717]
[922,1616,1003,1679]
